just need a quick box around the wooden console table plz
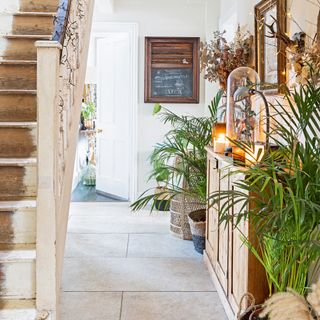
[204,146,268,319]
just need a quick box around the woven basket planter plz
[188,209,206,254]
[170,194,206,240]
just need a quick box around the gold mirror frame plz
[255,0,287,93]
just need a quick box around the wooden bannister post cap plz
[35,41,62,49]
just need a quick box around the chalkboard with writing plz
[151,68,193,98]
[145,37,200,103]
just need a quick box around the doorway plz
[72,22,138,202]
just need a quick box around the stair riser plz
[0,210,35,245]
[0,95,36,122]
[0,166,36,200]
[0,127,36,158]
[0,65,36,90]
[13,15,55,36]
[0,260,35,299]
[0,38,37,60]
[19,0,59,12]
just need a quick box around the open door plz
[96,34,131,200]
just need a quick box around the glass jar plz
[226,67,261,147]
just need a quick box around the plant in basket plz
[131,92,222,253]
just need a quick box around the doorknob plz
[97,128,103,133]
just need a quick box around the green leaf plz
[153,103,162,115]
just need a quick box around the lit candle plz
[213,134,227,154]
[212,123,227,154]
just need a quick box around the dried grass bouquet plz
[200,26,253,90]
[260,278,320,320]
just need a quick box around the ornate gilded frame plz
[255,0,287,93]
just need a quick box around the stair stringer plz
[35,0,94,319]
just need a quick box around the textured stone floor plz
[61,202,227,320]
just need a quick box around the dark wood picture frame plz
[144,37,200,103]
[255,0,287,93]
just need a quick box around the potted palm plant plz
[131,91,223,252]
[81,101,96,130]
[149,150,171,211]
[209,76,320,318]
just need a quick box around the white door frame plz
[91,22,139,202]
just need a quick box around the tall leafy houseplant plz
[210,78,320,295]
[148,149,171,211]
[81,101,96,129]
[131,91,223,211]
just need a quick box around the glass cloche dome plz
[225,67,262,148]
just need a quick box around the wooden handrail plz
[52,0,71,44]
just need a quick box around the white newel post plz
[36,41,62,318]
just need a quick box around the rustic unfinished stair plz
[12,12,56,36]
[0,34,52,60]
[0,1,59,317]
[0,200,36,245]
[0,91,36,122]
[0,62,36,90]
[0,248,36,299]
[0,299,37,320]
[20,0,59,13]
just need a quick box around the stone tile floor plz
[61,202,227,320]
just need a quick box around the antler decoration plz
[264,15,306,54]
[265,15,294,47]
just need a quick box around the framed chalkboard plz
[144,37,200,103]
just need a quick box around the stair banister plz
[52,0,72,44]
[36,0,94,318]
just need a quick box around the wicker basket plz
[170,194,205,240]
[188,209,206,254]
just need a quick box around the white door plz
[96,34,131,200]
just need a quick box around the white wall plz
[90,0,317,197]
[218,0,317,41]
[90,0,220,197]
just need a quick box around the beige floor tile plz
[64,233,129,258]
[60,292,122,320]
[69,202,133,217]
[62,257,215,292]
[127,234,200,258]
[121,292,227,320]
[69,202,168,217]
[67,214,169,234]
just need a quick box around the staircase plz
[0,0,93,319]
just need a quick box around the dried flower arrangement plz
[200,26,253,90]
[289,35,320,85]
[266,10,320,84]
[259,278,320,320]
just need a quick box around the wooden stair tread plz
[0,299,36,309]
[0,243,35,251]
[5,34,52,40]
[0,122,37,128]
[0,299,36,319]
[0,60,37,65]
[0,200,36,211]
[0,89,36,95]
[14,12,57,17]
[0,158,37,166]
[0,248,36,262]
